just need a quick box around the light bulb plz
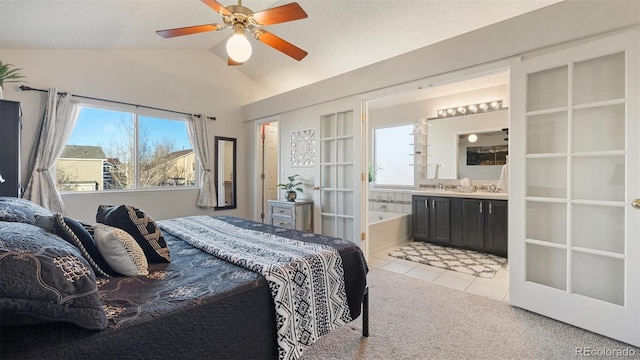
[226,32,252,63]
[468,134,478,143]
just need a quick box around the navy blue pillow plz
[0,221,107,330]
[51,214,120,277]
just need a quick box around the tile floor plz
[370,250,510,302]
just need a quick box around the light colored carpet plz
[389,242,507,278]
[301,268,639,360]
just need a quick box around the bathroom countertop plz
[412,189,509,200]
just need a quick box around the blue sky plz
[67,107,192,157]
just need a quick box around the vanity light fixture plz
[435,99,504,119]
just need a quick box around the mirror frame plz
[214,136,237,210]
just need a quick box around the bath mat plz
[388,242,507,278]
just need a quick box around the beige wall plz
[0,49,266,223]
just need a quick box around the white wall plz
[369,85,509,180]
[0,49,267,223]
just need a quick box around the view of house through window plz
[373,124,414,186]
[56,104,195,192]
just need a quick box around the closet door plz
[510,30,639,346]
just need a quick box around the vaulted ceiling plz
[0,0,561,96]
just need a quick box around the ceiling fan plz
[156,0,308,65]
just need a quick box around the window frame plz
[56,99,199,194]
[371,122,415,189]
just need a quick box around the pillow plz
[0,221,108,330]
[96,205,170,263]
[47,213,120,277]
[0,196,53,224]
[93,223,149,276]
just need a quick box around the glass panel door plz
[318,111,356,242]
[510,30,639,346]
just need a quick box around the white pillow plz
[93,223,149,276]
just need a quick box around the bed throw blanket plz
[158,216,352,360]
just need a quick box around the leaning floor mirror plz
[214,136,237,210]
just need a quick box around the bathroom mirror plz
[214,136,236,210]
[428,109,508,179]
[457,129,508,179]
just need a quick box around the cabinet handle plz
[480,202,483,214]
[432,199,435,210]
[489,202,492,215]
[425,200,428,208]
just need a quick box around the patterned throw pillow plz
[0,221,108,330]
[93,223,149,276]
[0,196,53,224]
[49,214,120,277]
[96,205,170,263]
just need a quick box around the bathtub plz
[368,210,412,255]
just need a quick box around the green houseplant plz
[277,174,304,202]
[0,60,26,99]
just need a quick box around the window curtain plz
[187,114,216,208]
[24,88,78,214]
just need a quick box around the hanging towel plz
[497,163,509,192]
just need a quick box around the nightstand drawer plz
[271,205,293,217]
[270,217,293,229]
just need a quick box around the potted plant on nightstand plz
[277,174,304,202]
[0,60,26,100]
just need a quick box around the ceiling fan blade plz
[156,23,223,38]
[228,57,243,66]
[254,30,307,61]
[201,0,232,16]
[251,2,308,26]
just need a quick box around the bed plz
[0,198,368,360]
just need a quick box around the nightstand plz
[268,200,313,232]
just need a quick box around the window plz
[373,124,414,186]
[56,104,195,192]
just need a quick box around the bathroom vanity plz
[412,191,508,257]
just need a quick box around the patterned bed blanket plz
[158,215,352,360]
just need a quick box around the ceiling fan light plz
[226,33,252,63]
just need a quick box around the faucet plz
[487,183,497,193]
[436,182,445,191]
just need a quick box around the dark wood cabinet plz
[484,200,508,255]
[461,199,486,250]
[414,195,507,257]
[0,99,21,197]
[412,195,450,244]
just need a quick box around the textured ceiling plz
[0,0,561,96]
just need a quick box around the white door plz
[314,110,361,244]
[509,30,639,346]
[262,122,279,221]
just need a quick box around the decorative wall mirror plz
[214,136,237,210]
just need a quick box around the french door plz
[314,109,362,246]
[510,30,639,346]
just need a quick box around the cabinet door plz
[412,196,429,241]
[461,199,484,249]
[429,197,450,243]
[484,200,508,256]
[449,198,463,246]
[0,100,21,197]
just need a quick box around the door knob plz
[632,199,640,209]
